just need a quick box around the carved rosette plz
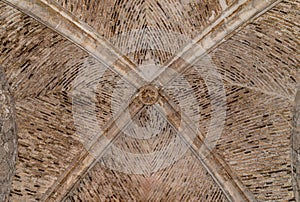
[138,85,159,106]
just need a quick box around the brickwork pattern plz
[0,0,298,201]
[65,150,229,202]
[53,0,223,66]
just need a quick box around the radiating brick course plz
[0,0,298,201]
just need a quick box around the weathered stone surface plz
[293,85,300,201]
[0,66,17,202]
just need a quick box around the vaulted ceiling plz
[0,0,299,201]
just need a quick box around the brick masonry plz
[0,0,299,201]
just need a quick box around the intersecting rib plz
[3,0,283,201]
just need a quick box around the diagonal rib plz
[3,0,146,88]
